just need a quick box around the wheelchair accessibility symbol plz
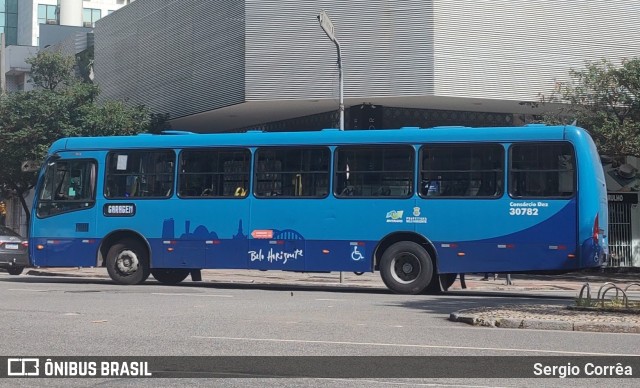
[351,246,364,261]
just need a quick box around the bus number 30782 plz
[509,208,539,216]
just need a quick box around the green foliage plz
[0,50,171,226]
[540,58,640,157]
[26,51,75,91]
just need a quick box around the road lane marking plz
[152,292,233,298]
[8,289,49,292]
[315,298,348,301]
[191,336,640,356]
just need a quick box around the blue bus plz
[29,124,608,294]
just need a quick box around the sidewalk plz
[21,267,640,334]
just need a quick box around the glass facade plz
[1,0,18,45]
[82,8,101,27]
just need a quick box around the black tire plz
[439,273,458,291]
[379,241,434,294]
[151,269,190,285]
[106,239,150,285]
[422,272,447,294]
[7,266,24,275]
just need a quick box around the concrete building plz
[95,0,639,133]
[1,0,134,92]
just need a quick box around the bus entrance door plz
[30,152,100,267]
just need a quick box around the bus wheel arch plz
[374,232,437,270]
[99,230,152,285]
[374,232,438,294]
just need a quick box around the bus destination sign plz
[103,204,136,217]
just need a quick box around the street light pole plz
[317,10,344,131]
[318,10,344,283]
[337,42,344,131]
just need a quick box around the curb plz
[449,311,640,333]
[24,269,384,289]
[24,270,582,295]
[26,270,107,279]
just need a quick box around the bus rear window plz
[105,150,175,199]
[509,143,575,198]
[334,146,414,198]
[178,148,251,198]
[420,144,504,198]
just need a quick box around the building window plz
[6,0,17,13]
[420,144,504,198]
[2,0,18,45]
[178,148,251,198]
[335,146,414,198]
[82,8,101,27]
[5,27,16,45]
[38,4,58,25]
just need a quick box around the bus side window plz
[255,147,329,198]
[335,146,413,198]
[420,144,504,198]
[558,154,573,194]
[509,143,575,198]
[422,179,439,196]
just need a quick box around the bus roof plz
[48,124,585,153]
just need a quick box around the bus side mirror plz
[21,160,40,172]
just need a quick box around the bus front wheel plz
[151,269,190,285]
[106,239,150,285]
[380,241,433,294]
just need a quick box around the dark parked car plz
[0,226,28,275]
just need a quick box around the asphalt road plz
[1,273,638,387]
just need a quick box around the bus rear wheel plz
[380,241,433,294]
[151,269,190,285]
[439,274,458,291]
[106,239,150,285]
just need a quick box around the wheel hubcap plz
[390,253,421,284]
[115,250,139,276]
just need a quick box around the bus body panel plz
[423,200,578,274]
[564,126,608,268]
[29,125,608,277]
[47,125,567,153]
[248,198,410,272]
[93,197,251,270]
